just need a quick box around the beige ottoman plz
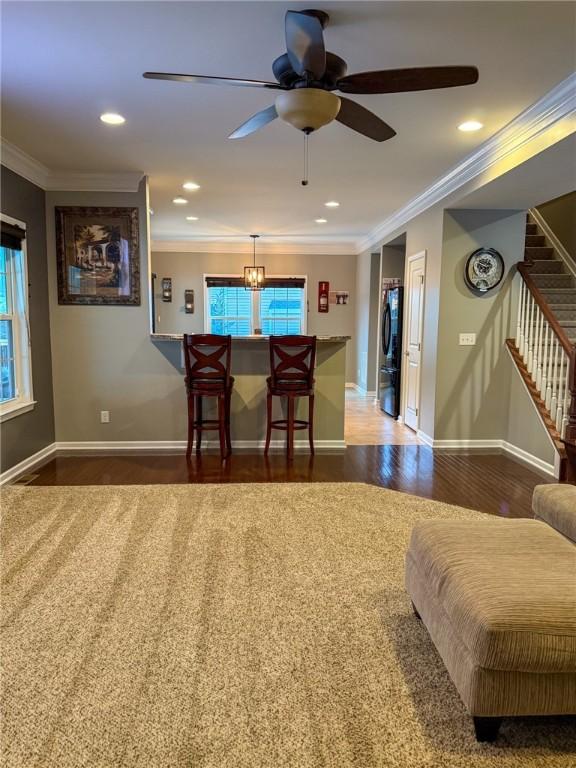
[405,511,576,741]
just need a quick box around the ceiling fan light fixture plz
[275,88,341,132]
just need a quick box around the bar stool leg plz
[308,393,315,455]
[225,388,232,456]
[196,396,203,452]
[287,396,295,461]
[186,394,195,459]
[265,392,272,455]
[217,394,226,460]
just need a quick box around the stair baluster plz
[535,309,544,390]
[540,320,549,399]
[516,280,525,351]
[550,338,559,418]
[527,293,534,373]
[552,350,567,432]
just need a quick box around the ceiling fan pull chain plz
[302,130,310,186]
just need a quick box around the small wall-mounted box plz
[185,289,194,314]
[162,278,172,302]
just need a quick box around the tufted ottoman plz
[405,487,576,742]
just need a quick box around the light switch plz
[459,333,476,346]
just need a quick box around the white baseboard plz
[55,439,346,454]
[0,442,57,486]
[415,434,556,478]
[345,382,377,397]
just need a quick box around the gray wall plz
[536,191,576,260]
[506,354,556,467]
[45,182,351,443]
[152,249,357,381]
[1,166,55,471]
[434,210,526,442]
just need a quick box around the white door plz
[403,251,426,431]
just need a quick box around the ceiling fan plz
[143,9,479,143]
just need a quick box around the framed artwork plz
[55,206,140,305]
[329,290,349,305]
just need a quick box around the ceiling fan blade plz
[228,105,278,139]
[337,66,479,94]
[285,10,326,79]
[335,97,396,142]
[143,72,285,90]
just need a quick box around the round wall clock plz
[464,247,505,293]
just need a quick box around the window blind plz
[1,222,26,251]
[205,276,305,289]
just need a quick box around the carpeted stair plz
[525,214,576,344]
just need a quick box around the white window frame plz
[203,274,308,335]
[0,213,35,422]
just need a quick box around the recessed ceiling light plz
[186,216,199,221]
[315,218,328,224]
[183,181,201,191]
[172,197,188,205]
[458,120,483,132]
[325,201,340,208]
[100,112,125,125]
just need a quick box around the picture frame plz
[55,206,140,305]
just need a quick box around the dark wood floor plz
[26,446,548,518]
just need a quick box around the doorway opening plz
[345,234,422,446]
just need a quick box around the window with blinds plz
[204,276,306,336]
[206,283,252,335]
[0,216,33,419]
[260,286,304,335]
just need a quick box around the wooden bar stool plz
[265,335,317,460]
[183,334,234,459]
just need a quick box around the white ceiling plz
[2,2,575,243]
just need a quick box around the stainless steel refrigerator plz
[379,287,404,418]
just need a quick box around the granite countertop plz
[151,333,351,343]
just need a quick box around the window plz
[205,276,306,336]
[260,285,305,335]
[206,283,253,335]
[0,216,33,421]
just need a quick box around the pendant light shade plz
[244,234,265,290]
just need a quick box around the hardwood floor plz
[27,446,547,518]
[345,390,421,445]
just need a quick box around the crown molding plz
[356,72,576,253]
[151,238,356,255]
[47,171,144,192]
[1,139,51,189]
[1,138,143,192]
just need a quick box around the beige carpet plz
[1,483,574,768]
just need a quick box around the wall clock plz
[464,248,505,293]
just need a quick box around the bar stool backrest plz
[269,335,317,390]
[183,334,232,390]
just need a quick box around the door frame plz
[400,250,426,429]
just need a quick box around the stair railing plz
[516,263,576,444]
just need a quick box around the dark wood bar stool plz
[183,334,234,459]
[265,335,317,460]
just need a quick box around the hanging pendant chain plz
[302,132,310,186]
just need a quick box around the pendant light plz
[244,234,265,290]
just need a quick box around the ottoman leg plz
[473,717,502,742]
[411,601,421,620]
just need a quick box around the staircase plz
[508,211,576,481]
[524,217,576,344]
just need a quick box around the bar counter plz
[151,334,351,450]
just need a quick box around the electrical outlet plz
[100,410,110,423]
[459,333,476,346]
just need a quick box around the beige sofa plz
[405,484,576,742]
